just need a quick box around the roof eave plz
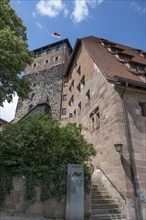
[108,76,146,90]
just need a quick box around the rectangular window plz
[69,80,74,92]
[33,63,36,67]
[62,108,67,115]
[81,75,85,87]
[64,81,68,87]
[77,83,81,93]
[71,80,74,88]
[139,103,146,116]
[74,109,76,116]
[89,106,100,131]
[69,96,74,107]
[77,66,81,76]
[86,89,90,102]
[63,95,67,101]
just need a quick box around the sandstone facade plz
[62,39,146,220]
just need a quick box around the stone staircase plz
[91,176,127,220]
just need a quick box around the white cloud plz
[71,0,104,23]
[72,1,89,23]
[36,22,43,29]
[32,12,36,18]
[0,95,18,122]
[130,2,146,14]
[36,0,68,18]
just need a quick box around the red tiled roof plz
[66,36,146,87]
[81,36,146,84]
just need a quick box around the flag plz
[52,32,61,38]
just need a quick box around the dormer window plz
[118,53,133,62]
[129,62,146,74]
[108,46,124,54]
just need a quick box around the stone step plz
[91,213,126,220]
[92,208,121,214]
[91,186,107,190]
[91,198,115,204]
[91,194,112,199]
[91,203,119,209]
[91,191,109,196]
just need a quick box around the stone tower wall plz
[14,64,64,122]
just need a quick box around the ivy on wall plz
[0,113,96,202]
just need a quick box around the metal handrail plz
[96,166,126,202]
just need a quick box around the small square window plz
[64,81,68,87]
[63,95,67,101]
[62,108,67,115]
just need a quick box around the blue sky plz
[1,0,146,122]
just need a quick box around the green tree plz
[0,0,33,106]
[0,113,96,201]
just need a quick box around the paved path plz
[0,211,64,220]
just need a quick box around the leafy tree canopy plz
[0,0,33,106]
[0,113,96,201]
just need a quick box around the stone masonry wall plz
[63,44,143,220]
[14,64,64,122]
[2,175,91,219]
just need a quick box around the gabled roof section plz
[66,36,146,88]
[32,38,72,53]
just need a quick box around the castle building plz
[14,38,72,121]
[62,36,146,220]
[14,36,146,220]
